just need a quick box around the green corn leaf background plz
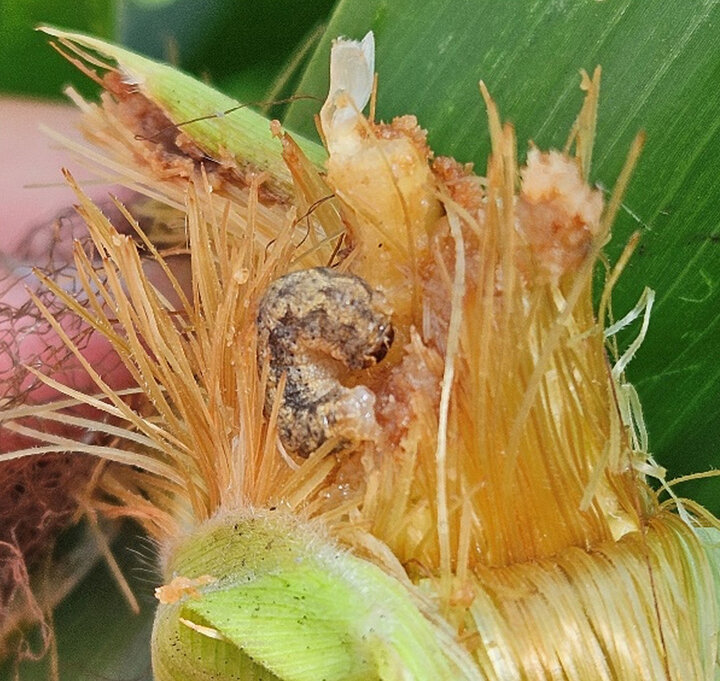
[2,1,719,679]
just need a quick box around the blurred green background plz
[0,0,335,104]
[1,0,719,678]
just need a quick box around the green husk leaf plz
[155,514,469,681]
[37,26,327,200]
[153,602,282,681]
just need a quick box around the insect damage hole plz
[257,267,394,457]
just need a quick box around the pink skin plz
[1,98,90,255]
[0,99,199,595]
[0,98,188,450]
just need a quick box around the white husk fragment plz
[320,31,376,154]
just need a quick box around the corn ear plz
[6,26,720,681]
